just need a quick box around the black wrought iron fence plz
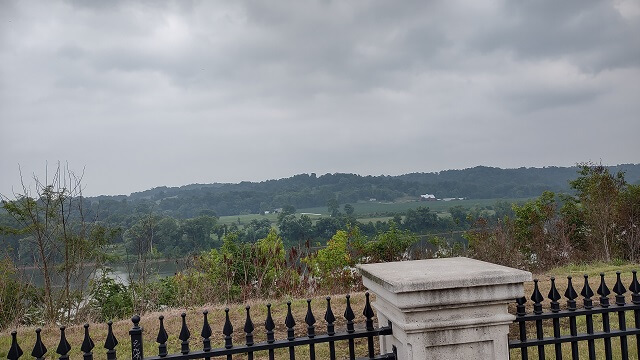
[509,270,640,360]
[6,293,395,360]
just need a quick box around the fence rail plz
[509,270,640,360]
[6,293,395,360]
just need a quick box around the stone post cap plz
[357,257,532,294]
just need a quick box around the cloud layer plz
[1,0,639,196]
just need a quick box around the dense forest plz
[86,164,640,219]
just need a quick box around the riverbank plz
[13,257,189,288]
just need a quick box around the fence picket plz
[344,294,356,360]
[630,271,640,360]
[305,299,316,360]
[325,296,337,360]
[56,326,71,360]
[564,276,579,360]
[157,316,168,357]
[104,321,118,360]
[7,331,23,360]
[81,324,94,360]
[243,306,254,360]
[264,303,275,360]
[285,301,296,360]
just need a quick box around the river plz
[16,259,186,288]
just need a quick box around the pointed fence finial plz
[56,326,71,360]
[531,279,544,315]
[179,313,191,354]
[564,276,578,311]
[631,270,640,304]
[104,321,118,360]
[548,277,561,312]
[344,294,355,333]
[363,292,375,331]
[285,301,296,341]
[305,299,316,338]
[581,274,594,309]
[363,292,377,359]
[244,306,254,346]
[223,308,234,349]
[324,296,336,336]
[157,316,168,357]
[81,324,94,360]
[8,331,23,360]
[31,328,47,360]
[201,310,212,352]
[613,271,627,306]
[597,272,610,307]
[265,304,275,343]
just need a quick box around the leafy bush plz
[89,269,133,321]
[364,222,417,263]
[305,229,360,291]
[305,224,417,292]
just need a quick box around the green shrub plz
[365,222,417,263]
[89,269,133,321]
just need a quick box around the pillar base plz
[358,257,531,360]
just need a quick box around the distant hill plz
[87,164,640,219]
[398,164,640,199]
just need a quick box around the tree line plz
[77,164,640,218]
[468,164,640,271]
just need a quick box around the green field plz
[216,197,531,228]
[217,212,324,227]
[217,213,278,226]
[299,197,530,216]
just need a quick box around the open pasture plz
[299,197,530,216]
[216,197,531,228]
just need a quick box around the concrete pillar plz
[358,257,531,360]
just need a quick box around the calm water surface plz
[17,259,185,288]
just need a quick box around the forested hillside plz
[2,163,640,329]
[89,164,640,219]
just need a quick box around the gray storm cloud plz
[1,0,639,196]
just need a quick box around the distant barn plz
[420,194,437,201]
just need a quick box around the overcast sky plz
[1,0,639,196]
